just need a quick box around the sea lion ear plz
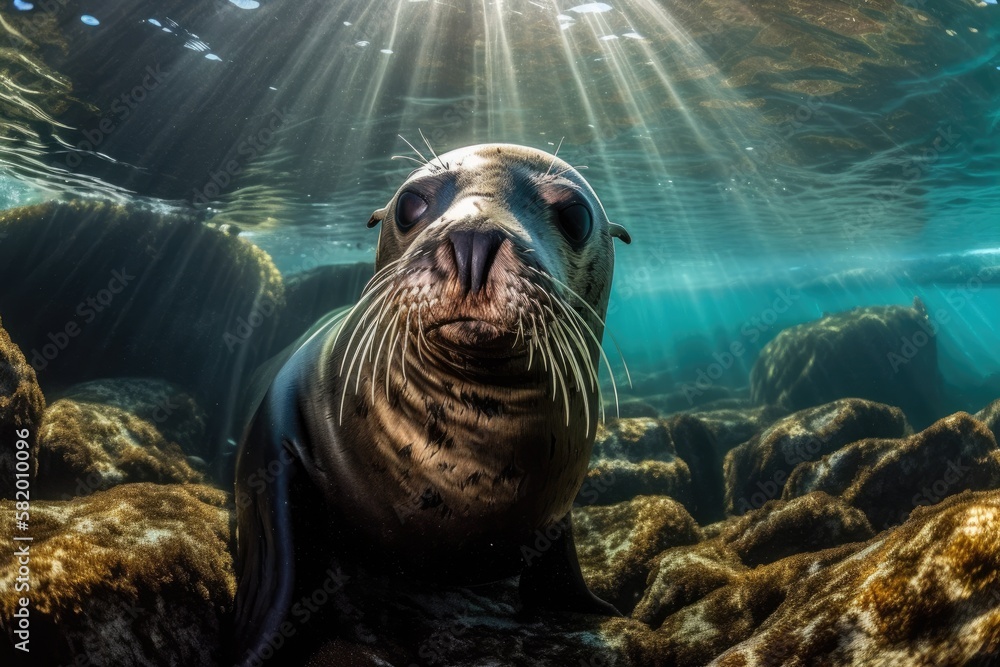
[367,206,388,228]
[609,223,631,245]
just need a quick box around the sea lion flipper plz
[518,513,621,617]
[232,395,302,666]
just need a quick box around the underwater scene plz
[1,0,999,665]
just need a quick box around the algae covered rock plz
[663,414,727,523]
[581,419,693,509]
[709,490,1000,666]
[724,398,909,516]
[976,397,1000,443]
[0,200,284,418]
[717,491,874,567]
[0,315,45,497]
[35,398,204,499]
[749,298,943,426]
[687,403,788,456]
[633,492,871,629]
[783,412,1000,530]
[574,495,702,614]
[0,483,234,665]
[57,377,210,460]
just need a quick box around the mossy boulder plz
[783,412,1000,530]
[0,483,234,665]
[0,200,284,443]
[0,315,45,497]
[750,299,943,427]
[35,398,204,499]
[724,398,909,516]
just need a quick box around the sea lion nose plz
[449,230,504,294]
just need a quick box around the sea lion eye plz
[396,191,428,232]
[556,203,592,245]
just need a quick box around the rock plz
[581,458,692,509]
[975,397,1000,443]
[581,419,693,509]
[724,398,909,516]
[749,298,943,427]
[56,378,209,459]
[664,414,726,523]
[717,492,874,567]
[633,540,747,629]
[633,492,871,629]
[709,490,1000,666]
[645,545,861,666]
[269,263,371,355]
[35,398,204,499]
[687,404,788,455]
[0,483,234,666]
[783,412,1000,530]
[574,495,702,614]
[0,315,45,497]
[617,397,662,418]
[0,200,284,442]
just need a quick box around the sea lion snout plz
[447,229,505,295]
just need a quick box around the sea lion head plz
[362,143,630,378]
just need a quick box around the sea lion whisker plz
[401,307,413,387]
[526,317,536,371]
[397,134,430,166]
[529,314,547,373]
[416,302,428,363]
[367,296,391,364]
[337,286,394,376]
[544,136,565,177]
[538,321,561,403]
[536,313,558,378]
[550,165,587,179]
[352,316,383,395]
[331,260,402,359]
[543,333,571,427]
[553,303,598,392]
[554,303,605,423]
[513,313,524,350]
[558,300,621,419]
[554,299,599,389]
[371,302,399,403]
[339,315,380,423]
[419,305,432,354]
[330,286,379,359]
[384,314,403,401]
[551,317,590,436]
[526,266,632,389]
[368,286,400,402]
[418,128,448,171]
[391,155,428,168]
[542,304,575,377]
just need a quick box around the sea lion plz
[232,142,631,664]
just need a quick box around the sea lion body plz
[233,143,630,664]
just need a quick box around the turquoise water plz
[2,0,998,415]
[0,0,997,419]
[3,2,1000,666]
